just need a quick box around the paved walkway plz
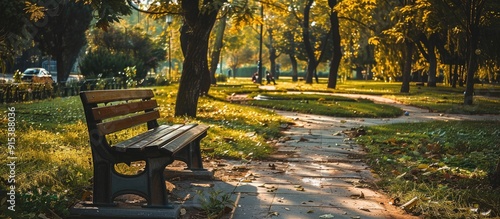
[171,93,499,219]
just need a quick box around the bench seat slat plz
[113,124,183,152]
[82,89,154,104]
[97,111,160,135]
[160,125,209,153]
[126,124,198,151]
[93,100,158,120]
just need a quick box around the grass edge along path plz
[356,121,500,218]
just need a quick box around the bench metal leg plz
[173,138,205,170]
[92,161,116,206]
[91,157,174,208]
[146,157,174,208]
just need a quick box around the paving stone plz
[267,205,389,219]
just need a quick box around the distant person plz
[252,72,258,83]
[227,69,232,77]
[266,71,276,85]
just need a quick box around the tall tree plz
[300,0,333,84]
[176,1,219,113]
[34,0,92,83]
[302,0,319,84]
[327,0,342,89]
[462,0,485,105]
[1,1,34,73]
[264,28,279,80]
[431,0,500,104]
[90,0,222,117]
[209,14,228,85]
[273,12,301,81]
[400,0,415,93]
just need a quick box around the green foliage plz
[79,49,139,79]
[123,66,138,87]
[357,121,500,217]
[0,0,29,71]
[2,187,72,219]
[82,26,165,81]
[34,0,93,82]
[84,0,132,30]
[196,189,234,219]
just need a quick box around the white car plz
[21,68,54,83]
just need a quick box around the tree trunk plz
[303,0,316,84]
[290,54,298,81]
[415,33,438,87]
[56,53,66,84]
[209,14,227,85]
[464,39,478,105]
[401,40,413,93]
[327,6,342,89]
[427,34,439,87]
[463,0,485,105]
[427,44,437,87]
[175,1,218,117]
[305,59,317,84]
[452,64,458,88]
[267,29,277,80]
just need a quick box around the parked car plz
[21,68,53,83]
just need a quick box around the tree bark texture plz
[267,29,278,80]
[463,0,484,105]
[303,0,317,84]
[416,33,439,87]
[401,40,413,93]
[289,54,298,82]
[175,0,218,117]
[327,3,342,89]
[209,15,227,85]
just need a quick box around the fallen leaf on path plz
[319,214,335,218]
[350,191,365,199]
[268,211,279,216]
[358,207,370,212]
[298,137,309,142]
[180,208,187,216]
[400,196,419,211]
[417,163,429,169]
[481,209,492,216]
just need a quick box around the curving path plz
[176,92,498,219]
[224,92,498,219]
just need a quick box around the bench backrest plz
[80,89,160,149]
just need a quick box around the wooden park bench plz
[72,89,209,218]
